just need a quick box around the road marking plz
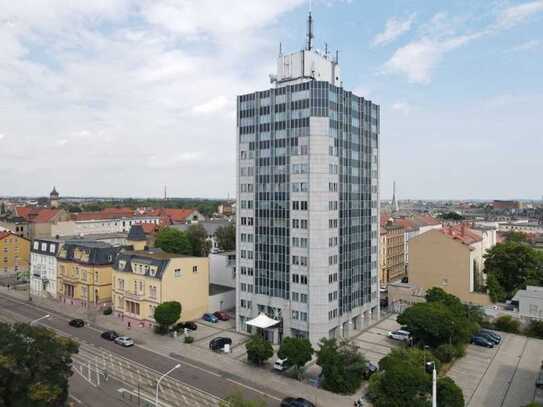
[69,394,83,404]
[225,378,282,401]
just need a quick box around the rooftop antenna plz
[164,185,167,201]
[306,1,314,51]
[335,49,339,64]
[325,42,328,55]
[279,42,282,56]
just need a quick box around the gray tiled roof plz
[114,249,180,279]
[127,224,146,241]
[58,240,119,265]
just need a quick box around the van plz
[274,357,290,372]
[388,329,411,342]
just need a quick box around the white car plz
[388,329,411,342]
[273,357,290,372]
[114,336,135,347]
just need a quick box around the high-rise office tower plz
[236,12,380,345]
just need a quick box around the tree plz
[245,335,273,366]
[503,231,530,243]
[316,338,367,394]
[526,320,543,338]
[215,224,236,251]
[186,223,211,257]
[437,377,464,407]
[0,322,79,407]
[493,315,520,333]
[484,241,543,300]
[277,337,314,379]
[438,212,464,221]
[154,301,181,334]
[219,392,266,407]
[154,228,192,255]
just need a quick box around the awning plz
[246,313,280,329]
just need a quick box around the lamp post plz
[30,314,50,326]
[155,363,181,407]
[425,360,437,407]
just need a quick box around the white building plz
[30,238,61,298]
[51,215,160,237]
[236,13,380,345]
[512,286,543,320]
[209,251,236,288]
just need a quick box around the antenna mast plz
[306,2,314,51]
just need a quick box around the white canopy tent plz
[246,313,280,329]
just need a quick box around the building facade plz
[0,231,30,276]
[57,241,119,308]
[30,238,61,298]
[112,249,209,326]
[236,15,380,345]
[379,219,405,287]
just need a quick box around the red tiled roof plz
[157,208,197,224]
[414,214,441,226]
[14,207,61,223]
[138,223,160,234]
[442,224,482,246]
[0,231,11,241]
[100,207,135,217]
[394,218,417,231]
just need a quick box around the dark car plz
[471,335,494,348]
[209,337,232,352]
[363,361,379,379]
[280,397,316,407]
[175,321,198,331]
[69,319,85,328]
[479,328,502,343]
[213,311,230,321]
[477,331,500,345]
[101,330,119,341]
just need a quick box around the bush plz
[246,335,273,366]
[525,320,543,339]
[102,306,112,315]
[434,344,457,363]
[494,315,520,333]
[453,343,466,358]
[184,336,194,344]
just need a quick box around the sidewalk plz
[0,287,361,406]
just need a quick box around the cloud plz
[372,14,415,46]
[391,102,411,116]
[0,133,5,140]
[508,39,541,52]
[192,96,232,115]
[496,0,543,28]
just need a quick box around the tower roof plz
[127,224,147,241]
[50,186,59,196]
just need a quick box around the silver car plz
[114,336,135,347]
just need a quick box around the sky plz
[0,0,542,200]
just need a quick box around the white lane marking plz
[69,394,83,404]
[225,378,282,402]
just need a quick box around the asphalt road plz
[0,293,283,407]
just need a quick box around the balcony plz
[60,274,80,283]
[123,290,146,301]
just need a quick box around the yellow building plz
[112,249,209,327]
[408,225,491,305]
[0,231,30,275]
[379,219,406,287]
[57,241,118,307]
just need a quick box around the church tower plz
[50,187,60,209]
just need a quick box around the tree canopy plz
[215,223,236,251]
[316,338,367,394]
[484,241,543,301]
[277,337,313,378]
[154,228,192,255]
[0,322,79,407]
[154,301,181,333]
[186,223,211,257]
[245,335,273,366]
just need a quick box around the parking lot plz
[352,314,403,364]
[448,332,543,407]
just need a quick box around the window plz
[300,294,308,303]
[300,275,308,285]
[150,286,157,299]
[292,292,299,301]
[174,268,181,277]
[292,274,299,283]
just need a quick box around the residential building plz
[0,231,30,276]
[30,238,61,298]
[379,218,405,287]
[112,249,209,327]
[0,207,70,239]
[236,13,380,345]
[408,224,492,305]
[57,241,119,307]
[209,251,236,288]
[512,286,543,320]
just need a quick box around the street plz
[0,293,283,407]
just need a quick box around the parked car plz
[280,397,316,407]
[101,330,119,341]
[213,311,230,321]
[273,357,290,372]
[209,337,232,352]
[354,397,365,407]
[363,361,378,379]
[202,313,218,323]
[477,331,500,345]
[69,319,85,328]
[175,321,198,331]
[114,336,135,347]
[471,335,494,348]
[479,328,502,343]
[388,329,411,342]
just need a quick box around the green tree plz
[154,301,182,334]
[316,338,367,394]
[215,224,236,251]
[0,322,79,407]
[484,241,543,300]
[155,228,192,255]
[186,223,211,256]
[526,320,543,338]
[219,392,266,407]
[245,335,273,366]
[493,315,520,333]
[503,231,530,243]
[380,348,441,375]
[277,337,314,379]
[437,377,465,407]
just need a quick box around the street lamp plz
[30,314,50,326]
[155,363,181,407]
[425,360,437,407]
